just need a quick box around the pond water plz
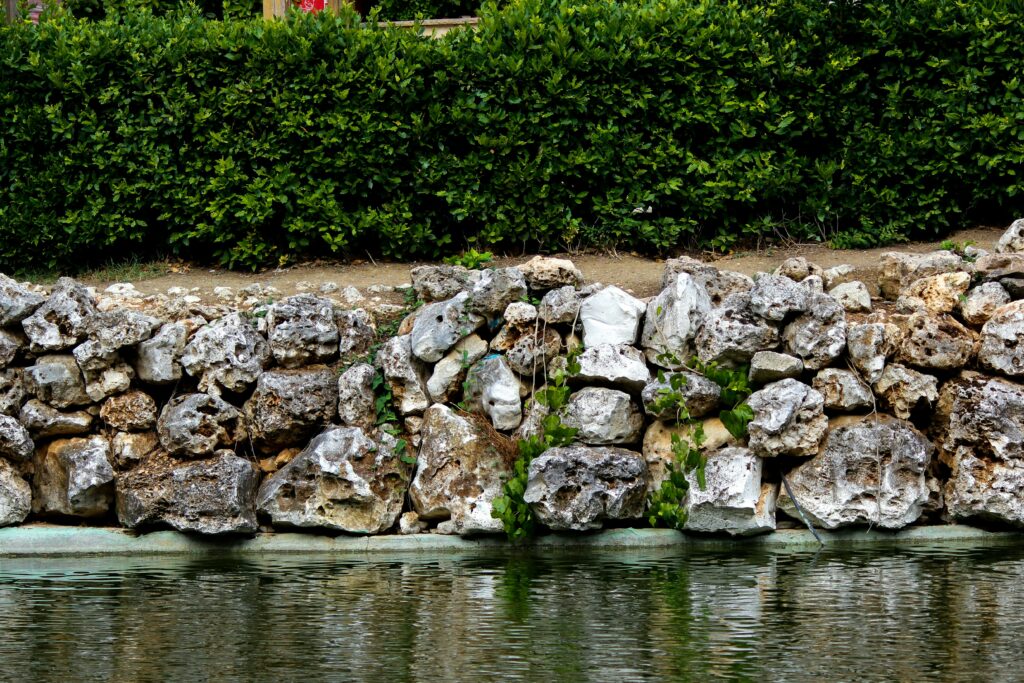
[1,543,1023,681]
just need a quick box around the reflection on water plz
[2,543,1024,681]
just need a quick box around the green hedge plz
[1,0,1022,272]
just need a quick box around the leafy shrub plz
[373,0,478,21]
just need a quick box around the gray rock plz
[1002,277,1024,299]
[580,286,646,347]
[684,447,776,536]
[517,256,583,290]
[749,274,809,322]
[812,369,873,412]
[0,273,45,327]
[110,431,159,469]
[116,451,259,534]
[774,257,822,282]
[748,351,803,385]
[87,309,160,350]
[661,257,753,306]
[72,342,135,402]
[409,404,511,535]
[695,293,780,367]
[336,308,375,360]
[0,413,33,462]
[978,301,1024,377]
[782,293,846,370]
[0,329,24,369]
[21,277,97,352]
[464,355,522,431]
[100,390,157,432]
[873,364,938,420]
[0,369,23,416]
[426,334,489,403]
[24,355,90,408]
[778,416,933,529]
[524,445,648,531]
[878,251,965,299]
[377,335,430,416]
[974,253,1024,282]
[337,363,378,430]
[0,458,31,527]
[561,387,643,445]
[573,344,651,392]
[410,264,476,302]
[897,313,975,371]
[244,366,337,453]
[641,273,712,368]
[822,264,858,291]
[32,435,114,518]
[505,327,562,376]
[896,272,972,315]
[257,426,411,534]
[410,292,485,363]
[181,313,270,395]
[959,282,1011,326]
[266,294,339,368]
[466,267,528,316]
[846,322,902,384]
[747,379,827,457]
[828,281,872,313]
[538,286,582,325]
[641,370,721,420]
[157,393,243,458]
[995,217,1024,254]
[19,399,92,438]
[134,321,192,385]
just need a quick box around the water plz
[1,543,1023,682]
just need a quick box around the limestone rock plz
[0,459,31,527]
[812,369,873,412]
[846,322,902,384]
[87,309,160,350]
[684,447,776,536]
[181,313,270,395]
[748,351,803,385]
[377,335,430,416]
[0,273,45,327]
[747,379,827,457]
[662,257,753,306]
[782,293,846,370]
[641,370,720,420]
[641,273,712,367]
[822,264,858,291]
[266,294,339,368]
[100,390,157,432]
[33,435,114,517]
[426,335,489,403]
[572,344,650,392]
[21,277,97,352]
[561,387,643,445]
[72,341,135,402]
[897,313,975,371]
[873,364,938,420]
[399,511,428,534]
[257,426,410,534]
[538,286,582,325]
[959,283,1011,326]
[896,272,972,315]
[580,286,646,347]
[978,301,1024,377]
[524,445,648,531]
[829,281,872,313]
[463,355,522,431]
[517,256,583,290]
[503,301,538,327]
[116,451,259,534]
[0,413,33,462]
[410,264,475,302]
[749,274,809,322]
[134,321,194,385]
[157,393,243,458]
[466,268,528,316]
[777,416,933,529]
[409,404,511,535]
[245,366,338,453]
[337,363,378,430]
[111,431,159,469]
[695,293,780,367]
[19,399,92,438]
[24,355,90,409]
[995,217,1024,254]
[336,309,375,360]
[0,329,24,369]
[506,327,562,376]
[878,251,964,299]
[411,292,485,363]
[0,369,22,417]
[974,253,1024,282]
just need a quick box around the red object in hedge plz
[295,0,327,12]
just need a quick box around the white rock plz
[464,355,522,430]
[747,379,827,457]
[959,283,1010,326]
[573,344,651,392]
[828,281,872,312]
[995,217,1024,254]
[580,286,646,347]
[641,273,712,367]
[684,447,776,536]
[426,334,489,403]
[561,387,643,445]
[410,292,484,363]
[812,368,873,412]
[377,335,430,416]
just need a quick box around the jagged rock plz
[897,313,975,371]
[873,364,938,419]
[641,273,712,368]
[24,355,90,408]
[409,404,511,535]
[959,283,1011,326]
[878,251,965,299]
[829,281,872,313]
[978,301,1024,377]
[995,217,1024,254]
[774,257,822,282]
[538,286,582,324]
[580,286,646,347]
[134,321,195,385]
[684,447,776,536]
[777,416,933,529]
[822,264,858,291]
[662,257,753,306]
[181,313,270,395]
[643,418,738,491]
[0,414,33,462]
[33,436,114,517]
[506,328,562,376]
[0,329,24,368]
[157,393,243,458]
[19,399,92,438]
[1,459,31,527]
[503,301,537,327]
[464,355,522,430]
[974,253,1024,282]
[1002,277,1024,299]
[245,366,337,453]
[88,309,160,350]
[73,345,134,402]
[747,379,827,457]
[695,293,780,367]
[110,431,159,469]
[265,294,339,368]
[0,273,45,327]
[782,293,846,370]
[748,351,803,385]
[257,426,410,534]
[0,369,22,416]
[410,264,476,302]
[561,387,643,445]
[99,390,157,432]
[846,322,902,384]
[425,335,488,403]
[517,256,583,290]
[337,363,378,430]
[812,369,873,412]
[573,344,651,392]
[377,335,430,416]
[410,292,485,363]
[399,511,428,534]
[21,277,97,352]
[749,274,809,322]
[524,445,647,531]
[466,268,528,316]
[641,370,720,420]
[116,451,259,534]
[896,272,972,314]
[336,308,375,360]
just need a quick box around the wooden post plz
[4,0,18,23]
[263,0,344,19]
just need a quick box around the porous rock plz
[643,418,737,491]
[580,286,646,347]
[747,379,827,458]
[337,363,378,430]
[0,413,33,462]
[896,272,971,315]
[335,309,375,360]
[21,277,97,352]
[87,309,160,350]
[959,283,1011,326]
[157,393,243,458]
[538,286,582,325]
[0,459,31,527]
[0,329,24,369]
[749,274,809,322]
[0,369,22,416]
[134,321,196,385]
[266,294,339,368]
[846,322,902,384]
[812,368,873,412]
[995,217,1024,254]
[24,355,90,409]
[466,268,528,316]
[505,327,562,376]
[684,447,776,536]
[33,435,114,518]
[100,390,157,432]
[662,257,753,306]
[377,335,430,416]
[641,273,712,367]
[561,387,643,445]
[517,256,583,290]
[978,301,1024,377]
[641,370,720,420]
[572,344,650,392]
[695,293,780,367]
[0,273,45,327]
[245,366,338,453]
[181,313,270,395]
[897,313,975,371]
[411,292,485,363]
[829,281,872,313]
[463,355,522,431]
[19,399,92,438]
[872,364,938,420]
[410,264,476,302]
[110,431,159,469]
[782,293,846,370]
[878,251,964,300]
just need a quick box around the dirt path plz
[81,226,1004,301]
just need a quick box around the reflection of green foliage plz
[496,556,536,623]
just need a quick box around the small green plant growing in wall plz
[444,248,494,270]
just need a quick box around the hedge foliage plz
[1,0,1022,272]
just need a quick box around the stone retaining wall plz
[3,218,1024,538]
